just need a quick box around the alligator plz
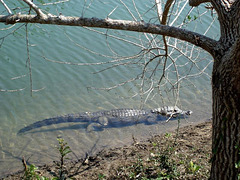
[18,106,192,134]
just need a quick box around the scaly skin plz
[18,106,192,134]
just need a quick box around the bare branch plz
[0,0,12,14]
[0,24,25,47]
[88,77,137,91]
[155,0,163,22]
[0,14,218,55]
[189,0,211,7]
[41,0,69,6]
[25,24,33,96]
[161,0,174,25]
[107,6,118,19]
[0,88,26,92]
[0,24,15,30]
[119,0,137,21]
[22,0,46,17]
[11,74,28,81]
[157,0,175,82]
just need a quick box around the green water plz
[0,0,219,176]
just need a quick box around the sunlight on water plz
[0,0,219,176]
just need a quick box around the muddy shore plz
[2,120,212,179]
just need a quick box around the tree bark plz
[211,38,240,179]
[201,1,240,178]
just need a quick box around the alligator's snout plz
[185,110,193,115]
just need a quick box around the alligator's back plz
[18,109,151,134]
[91,109,156,127]
[90,108,149,118]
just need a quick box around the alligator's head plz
[151,106,192,117]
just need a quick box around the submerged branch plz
[0,88,26,92]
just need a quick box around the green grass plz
[22,138,72,180]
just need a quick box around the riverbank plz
[3,120,212,179]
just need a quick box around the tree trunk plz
[211,39,240,179]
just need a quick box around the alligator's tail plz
[18,113,89,134]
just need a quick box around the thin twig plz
[25,24,33,96]
[0,88,26,92]
[0,0,12,14]
[23,0,45,17]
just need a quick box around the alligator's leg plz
[144,115,158,125]
[86,122,104,132]
[98,116,109,126]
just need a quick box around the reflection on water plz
[0,0,218,177]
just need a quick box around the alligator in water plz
[18,106,192,134]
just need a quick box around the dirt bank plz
[3,120,212,179]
